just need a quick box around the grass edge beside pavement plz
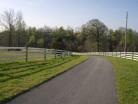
[106,56,138,104]
[0,56,88,104]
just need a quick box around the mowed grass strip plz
[0,59,67,82]
[106,57,138,104]
[0,56,88,103]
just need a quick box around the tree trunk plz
[9,31,12,47]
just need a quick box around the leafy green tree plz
[80,19,108,52]
[15,11,26,47]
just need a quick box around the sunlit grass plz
[0,56,88,103]
[106,57,138,104]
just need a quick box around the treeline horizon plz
[0,9,138,52]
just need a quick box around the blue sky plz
[0,0,138,30]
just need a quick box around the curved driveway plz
[7,56,118,104]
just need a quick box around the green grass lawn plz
[0,56,88,103]
[106,57,138,104]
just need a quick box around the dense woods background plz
[0,9,138,52]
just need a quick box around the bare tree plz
[0,9,16,47]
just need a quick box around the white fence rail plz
[73,52,138,61]
[0,47,71,63]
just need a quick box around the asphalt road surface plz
[7,56,118,104]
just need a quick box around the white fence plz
[73,52,138,61]
[0,47,71,63]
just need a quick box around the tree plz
[0,10,138,52]
[81,19,108,52]
[51,27,66,50]
[27,27,37,47]
[0,9,16,47]
[16,11,26,47]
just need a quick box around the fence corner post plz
[132,52,134,60]
[55,49,57,59]
[44,48,46,61]
[25,46,28,62]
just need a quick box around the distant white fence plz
[0,47,71,63]
[72,52,138,61]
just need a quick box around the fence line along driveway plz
[0,47,71,62]
[73,52,138,61]
[7,56,118,104]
